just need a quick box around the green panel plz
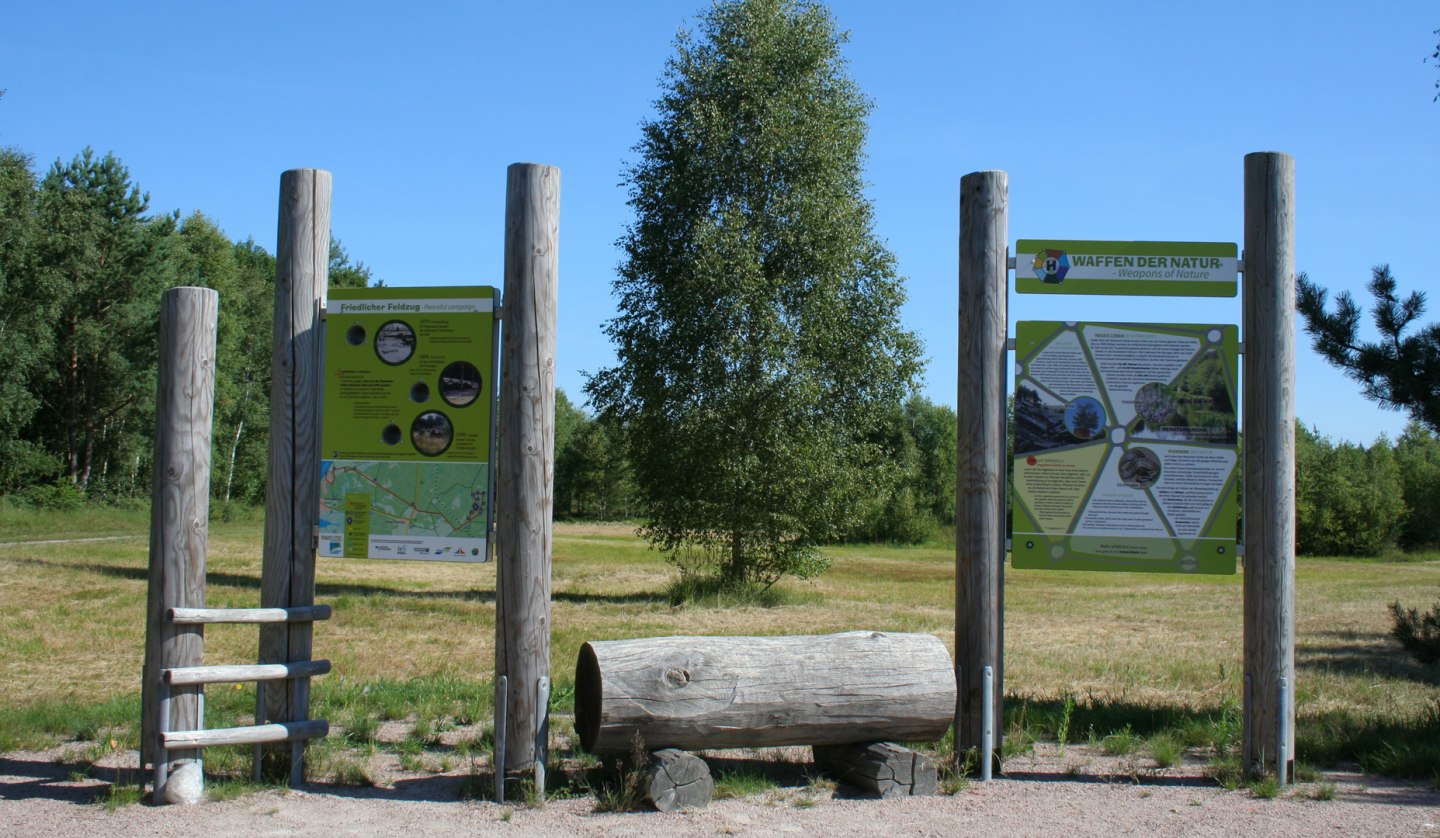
[318,286,498,562]
[1015,239,1238,297]
[1011,321,1238,575]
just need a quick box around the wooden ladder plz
[154,605,332,795]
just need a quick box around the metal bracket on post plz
[1277,676,1290,785]
[981,665,995,781]
[535,676,550,800]
[154,677,171,799]
[495,675,508,804]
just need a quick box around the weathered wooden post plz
[496,162,559,788]
[956,170,1008,775]
[1242,151,1296,782]
[257,168,331,783]
[141,286,219,804]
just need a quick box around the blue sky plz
[3,1,1435,445]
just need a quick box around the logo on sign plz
[1032,249,1070,284]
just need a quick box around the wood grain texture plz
[1241,151,1296,779]
[496,162,560,772]
[162,720,328,750]
[575,632,956,754]
[258,169,330,780]
[814,741,938,798]
[169,605,331,625]
[165,660,330,687]
[955,170,1008,768]
[141,287,218,771]
[643,749,714,812]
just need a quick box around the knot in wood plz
[663,667,690,688]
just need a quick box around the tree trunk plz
[575,631,955,754]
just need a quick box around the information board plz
[318,286,497,561]
[1015,240,1237,297]
[1011,321,1238,574]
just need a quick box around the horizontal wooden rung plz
[164,659,330,686]
[167,605,331,624]
[160,719,328,750]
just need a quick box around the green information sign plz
[1015,240,1237,297]
[1011,321,1238,574]
[318,286,497,562]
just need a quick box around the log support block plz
[814,741,938,798]
[643,749,714,812]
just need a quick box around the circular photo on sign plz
[411,410,454,456]
[410,381,430,403]
[1134,381,1178,426]
[381,423,402,446]
[440,361,483,407]
[1063,397,1106,440]
[375,320,416,365]
[1118,446,1161,489]
[345,323,367,346]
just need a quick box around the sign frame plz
[1010,320,1239,575]
[317,285,500,562]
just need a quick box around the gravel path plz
[5,744,1438,837]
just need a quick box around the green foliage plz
[1389,596,1440,665]
[1294,423,1405,556]
[0,144,376,505]
[587,0,922,588]
[554,390,635,519]
[0,148,58,491]
[1395,422,1440,549]
[1297,266,1440,434]
[31,148,176,491]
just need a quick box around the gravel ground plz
[4,743,1438,837]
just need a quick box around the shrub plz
[1390,596,1440,665]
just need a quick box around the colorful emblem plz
[1032,248,1069,284]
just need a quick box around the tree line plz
[0,146,370,511]
[5,142,1439,561]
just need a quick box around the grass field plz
[1,506,1437,793]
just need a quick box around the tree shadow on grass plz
[1298,629,1440,686]
[0,754,140,805]
[10,556,669,606]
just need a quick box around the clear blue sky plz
[4,1,1435,445]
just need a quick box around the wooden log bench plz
[575,631,955,807]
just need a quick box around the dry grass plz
[1,512,1437,776]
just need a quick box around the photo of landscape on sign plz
[318,286,497,562]
[1011,321,1239,574]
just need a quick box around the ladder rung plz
[160,719,328,750]
[167,605,331,624]
[164,660,330,686]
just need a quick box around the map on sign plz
[318,286,497,562]
[318,461,490,560]
[1010,321,1239,575]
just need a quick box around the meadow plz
[1,504,1437,799]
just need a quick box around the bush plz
[19,481,87,510]
[1390,596,1440,665]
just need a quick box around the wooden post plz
[141,286,219,803]
[1242,151,1296,780]
[956,170,1008,773]
[257,168,331,783]
[496,162,559,776]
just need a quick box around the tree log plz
[814,741,938,798]
[575,631,955,754]
[643,749,714,812]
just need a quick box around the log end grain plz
[643,749,713,812]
